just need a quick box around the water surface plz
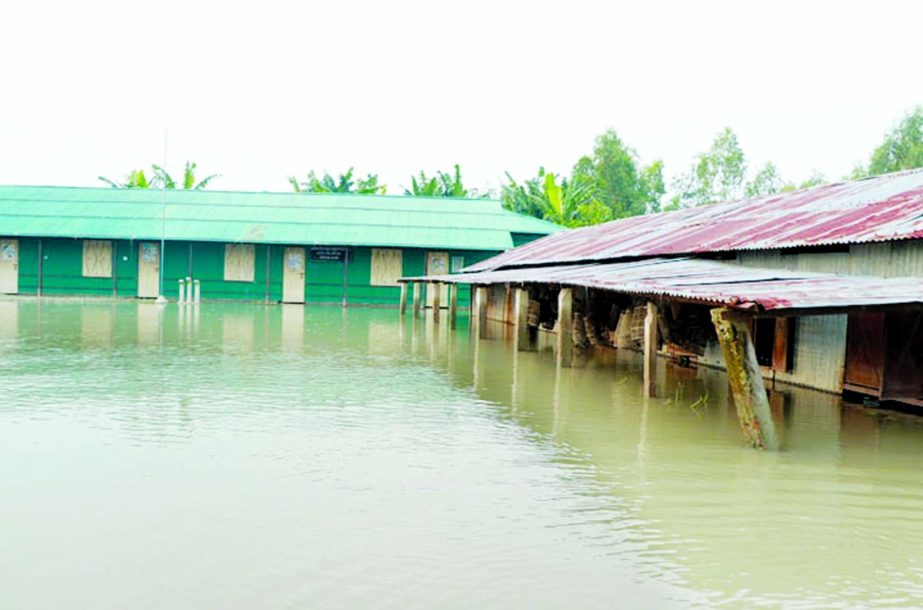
[2,300,922,609]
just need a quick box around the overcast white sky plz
[1,0,922,195]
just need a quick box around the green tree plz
[671,127,747,208]
[572,129,664,218]
[289,168,386,194]
[403,164,481,198]
[99,161,218,190]
[745,162,784,197]
[501,168,612,228]
[781,171,827,192]
[853,107,923,178]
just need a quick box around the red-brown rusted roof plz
[405,258,923,312]
[469,169,923,272]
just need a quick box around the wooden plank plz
[556,288,573,367]
[448,284,458,330]
[882,310,923,403]
[514,287,531,351]
[844,312,885,394]
[643,301,658,397]
[772,317,789,372]
[474,286,488,339]
[711,307,779,450]
[412,283,422,319]
[432,282,441,323]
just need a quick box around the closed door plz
[0,238,19,294]
[426,251,449,307]
[137,242,160,298]
[844,312,886,394]
[283,247,306,304]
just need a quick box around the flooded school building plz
[407,169,923,446]
[0,185,558,305]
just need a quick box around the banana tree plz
[99,161,219,190]
[152,161,219,190]
[289,168,385,194]
[501,168,611,228]
[404,164,481,197]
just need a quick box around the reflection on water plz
[1,299,922,609]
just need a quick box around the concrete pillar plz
[432,282,441,323]
[556,288,573,366]
[412,283,422,319]
[710,307,779,450]
[514,287,532,351]
[399,283,408,316]
[643,301,658,397]
[474,286,488,339]
[448,284,458,330]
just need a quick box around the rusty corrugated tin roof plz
[405,257,923,312]
[468,169,923,271]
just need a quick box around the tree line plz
[100,106,923,228]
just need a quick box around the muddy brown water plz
[1,300,922,609]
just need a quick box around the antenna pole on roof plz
[159,129,167,301]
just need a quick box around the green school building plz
[0,186,558,306]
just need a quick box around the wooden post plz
[412,283,421,319]
[448,283,458,329]
[432,282,441,323]
[399,283,408,316]
[474,286,488,339]
[710,307,779,450]
[556,288,573,366]
[514,287,531,351]
[643,301,658,397]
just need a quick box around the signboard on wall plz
[310,246,351,262]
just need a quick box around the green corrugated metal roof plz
[0,185,560,250]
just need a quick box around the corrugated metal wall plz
[700,314,848,393]
[735,240,923,277]
[776,315,848,393]
[731,240,923,394]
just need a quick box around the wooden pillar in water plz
[448,283,458,330]
[412,283,422,319]
[710,307,779,450]
[474,286,488,339]
[556,288,573,366]
[399,283,408,316]
[432,282,441,323]
[643,301,659,397]
[514,287,532,351]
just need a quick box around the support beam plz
[399,283,408,316]
[710,307,779,450]
[448,284,458,330]
[514,287,532,351]
[412,283,421,319]
[556,288,573,366]
[432,282,441,323]
[643,301,658,397]
[474,286,488,339]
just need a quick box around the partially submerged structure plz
[404,169,923,446]
[0,185,557,305]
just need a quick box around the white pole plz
[193,279,201,304]
[178,278,186,304]
[160,129,167,298]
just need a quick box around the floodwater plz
[2,300,923,610]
